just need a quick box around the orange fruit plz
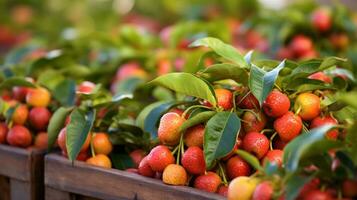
[162,164,187,185]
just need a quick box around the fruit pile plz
[0,81,52,150]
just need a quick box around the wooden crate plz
[45,153,225,200]
[0,144,45,200]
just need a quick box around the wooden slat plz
[0,175,10,200]
[45,187,71,200]
[10,179,32,200]
[0,145,31,181]
[45,154,225,200]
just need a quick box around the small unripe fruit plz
[34,132,48,150]
[29,107,51,131]
[129,149,146,168]
[162,164,187,185]
[228,176,259,200]
[252,181,273,200]
[86,154,112,168]
[6,125,32,148]
[147,145,175,172]
[184,124,204,148]
[242,110,267,133]
[263,90,290,118]
[12,104,29,125]
[226,156,251,180]
[294,93,320,121]
[26,87,51,107]
[158,112,185,146]
[274,111,302,142]
[242,132,269,159]
[0,123,8,144]
[181,147,206,175]
[138,156,155,177]
[92,133,113,155]
[194,172,222,193]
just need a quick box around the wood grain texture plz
[0,175,10,200]
[45,187,71,200]
[45,153,225,200]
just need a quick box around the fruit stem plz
[90,133,96,157]
[302,123,309,133]
[218,162,228,185]
[236,91,251,106]
[182,105,212,118]
[172,145,180,155]
[261,129,274,134]
[269,132,278,150]
[176,132,185,165]
[274,83,283,92]
[295,105,302,116]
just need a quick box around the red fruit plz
[129,149,146,168]
[76,151,90,161]
[342,179,357,198]
[303,190,333,200]
[34,132,48,150]
[300,49,318,60]
[252,181,273,200]
[0,123,8,144]
[77,81,96,94]
[242,132,269,159]
[147,145,175,172]
[294,93,321,121]
[115,62,147,82]
[215,88,233,110]
[289,35,313,57]
[184,124,205,148]
[168,108,184,117]
[181,147,206,175]
[57,128,90,154]
[242,110,267,133]
[12,104,29,125]
[29,107,52,131]
[237,92,259,109]
[311,8,331,32]
[194,172,222,193]
[299,178,320,199]
[138,156,155,177]
[274,111,302,142]
[6,125,32,148]
[26,87,51,107]
[12,86,29,102]
[310,115,338,140]
[263,90,290,118]
[263,150,283,166]
[308,72,332,83]
[276,47,293,60]
[226,156,251,180]
[329,33,349,50]
[158,112,185,145]
[217,185,228,197]
[223,138,243,161]
[157,58,172,76]
[273,137,288,150]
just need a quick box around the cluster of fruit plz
[0,83,51,150]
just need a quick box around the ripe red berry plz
[263,150,283,167]
[311,8,332,32]
[181,147,206,175]
[242,110,267,133]
[29,107,52,131]
[194,172,222,193]
[138,156,155,177]
[274,111,302,142]
[242,132,269,159]
[289,35,313,57]
[310,115,338,140]
[215,88,233,110]
[236,92,259,109]
[147,145,175,172]
[303,190,333,200]
[263,90,290,118]
[252,181,273,200]
[226,156,251,180]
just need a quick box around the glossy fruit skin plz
[311,8,331,32]
[242,110,267,133]
[273,137,288,150]
[12,104,29,125]
[289,35,313,57]
[158,112,185,146]
[138,156,155,177]
[34,132,48,150]
[342,179,357,198]
[215,88,233,110]
[263,90,290,118]
[29,107,51,131]
[194,172,222,193]
[86,154,112,168]
[26,87,51,107]
[242,132,270,159]
[252,181,273,200]
[237,92,259,109]
[303,190,333,200]
[226,156,251,180]
[184,124,204,148]
[12,86,29,102]
[274,111,303,142]
[310,116,338,140]
[93,133,113,155]
[162,164,187,186]
[129,149,146,168]
[299,178,321,199]
[57,128,90,154]
[294,93,321,121]
[77,81,96,94]
[228,176,259,200]
[147,145,175,172]
[263,150,283,166]
[308,72,332,83]
[0,123,8,144]
[6,125,32,148]
[217,185,228,197]
[181,147,206,175]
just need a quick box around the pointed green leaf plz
[199,63,248,84]
[47,107,73,150]
[179,111,216,133]
[0,77,36,91]
[236,150,263,171]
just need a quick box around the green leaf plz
[204,112,241,168]
[283,125,335,172]
[179,111,216,133]
[285,174,313,200]
[189,37,247,68]
[198,63,248,84]
[113,77,145,97]
[47,107,73,150]
[111,153,135,170]
[136,101,166,129]
[339,91,357,109]
[149,72,217,107]
[53,79,76,107]
[4,45,39,65]
[236,150,263,171]
[249,60,285,106]
[345,122,357,165]
[0,77,36,91]
[66,108,96,162]
[244,50,254,66]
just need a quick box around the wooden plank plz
[45,154,225,200]
[0,175,10,200]
[0,144,31,181]
[29,148,45,200]
[45,187,71,200]
[10,179,32,200]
